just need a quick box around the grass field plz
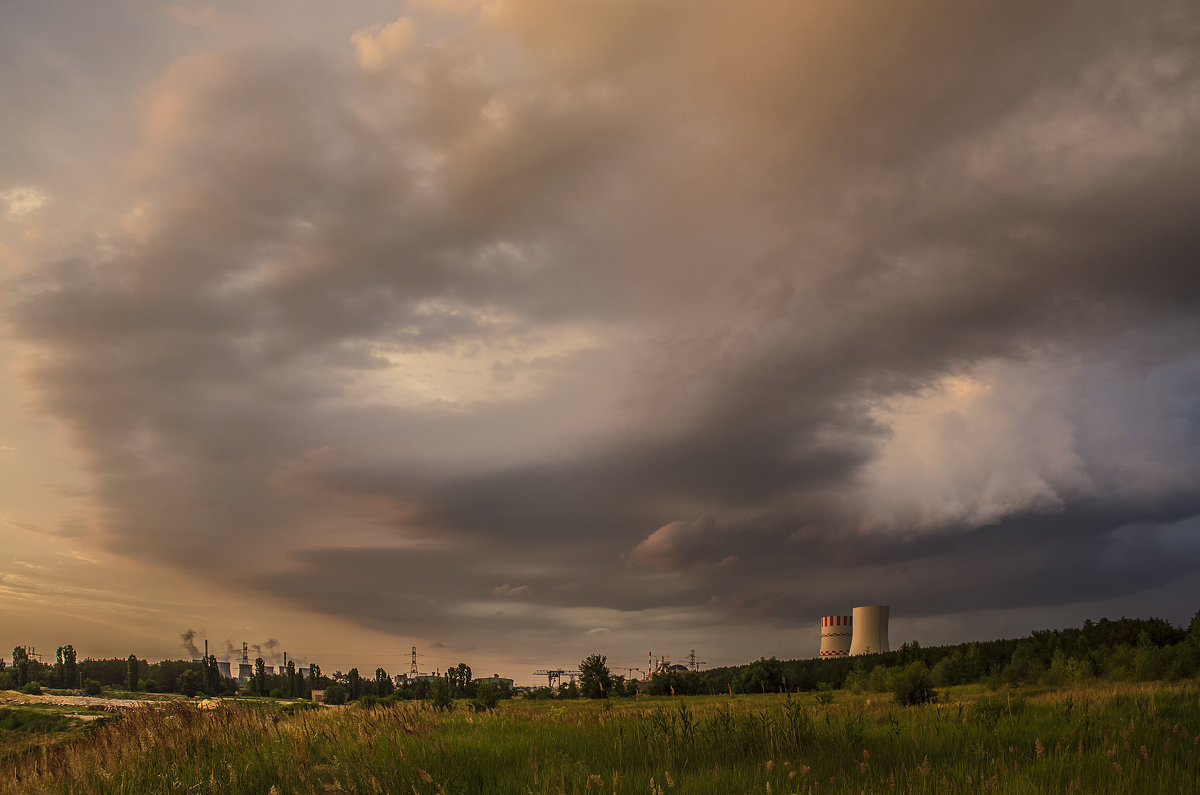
[1,682,1197,793]
[0,702,116,768]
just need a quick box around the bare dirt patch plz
[0,690,160,711]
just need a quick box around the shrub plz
[21,682,43,696]
[470,683,501,712]
[324,684,347,705]
[83,680,102,696]
[428,678,453,712]
[814,682,834,705]
[891,661,936,706]
[177,670,202,698]
[278,700,320,716]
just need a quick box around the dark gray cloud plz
[5,0,1200,666]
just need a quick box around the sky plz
[2,0,1200,684]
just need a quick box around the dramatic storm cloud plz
[2,0,1199,677]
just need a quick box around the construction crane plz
[648,652,672,675]
[532,669,581,688]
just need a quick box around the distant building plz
[474,674,514,690]
[817,605,891,657]
[848,605,890,656]
[819,615,853,658]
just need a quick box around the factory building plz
[475,674,515,690]
[817,605,890,657]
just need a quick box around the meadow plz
[1,682,1198,793]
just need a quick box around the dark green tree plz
[579,654,614,699]
[470,682,501,711]
[427,676,453,711]
[375,667,394,696]
[347,667,363,700]
[56,645,78,689]
[324,683,347,705]
[126,654,139,691]
[446,663,472,697]
[308,662,322,692]
[891,661,937,706]
[177,670,202,697]
[203,656,222,695]
[738,657,785,693]
[254,657,266,696]
[11,646,30,687]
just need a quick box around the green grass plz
[0,705,115,766]
[1,682,1198,793]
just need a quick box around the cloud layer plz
[4,0,1200,668]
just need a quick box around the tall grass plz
[2,682,1197,793]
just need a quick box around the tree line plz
[0,646,513,709]
[549,611,1200,704]
[6,610,1197,704]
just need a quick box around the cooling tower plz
[217,660,231,678]
[818,614,853,657]
[848,605,889,655]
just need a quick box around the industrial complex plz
[818,605,890,658]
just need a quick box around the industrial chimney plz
[818,614,853,657]
[848,605,890,655]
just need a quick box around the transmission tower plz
[409,646,419,677]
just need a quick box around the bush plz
[427,678,453,712]
[891,662,936,706]
[21,682,43,696]
[323,684,347,705]
[83,680,102,696]
[470,683,501,712]
[177,670,202,698]
[278,700,320,716]
[814,682,834,705]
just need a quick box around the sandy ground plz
[0,689,168,710]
